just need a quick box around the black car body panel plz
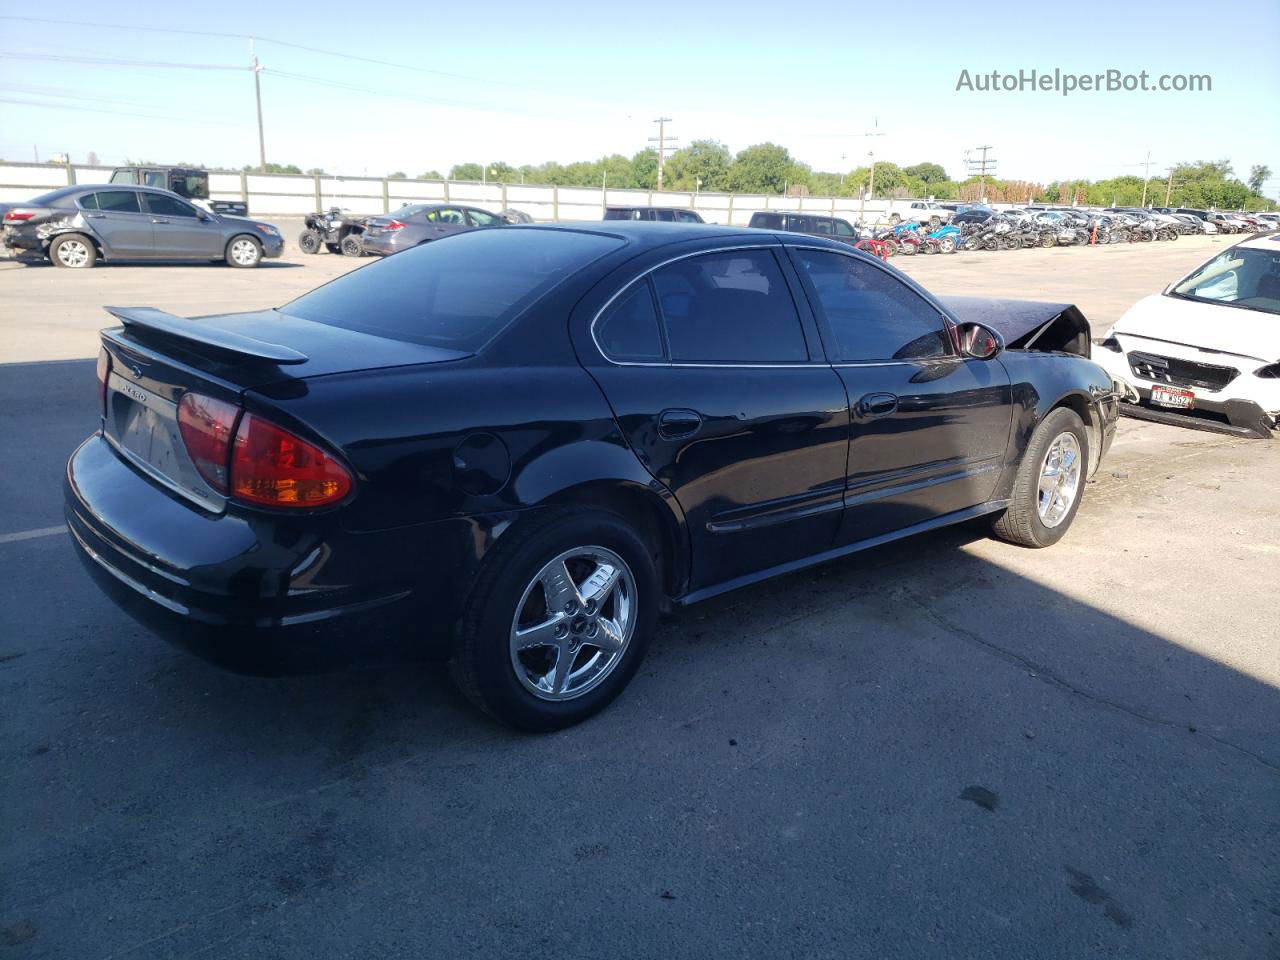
[66,223,1117,674]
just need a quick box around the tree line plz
[201,147,1273,210]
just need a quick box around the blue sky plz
[1,0,1277,192]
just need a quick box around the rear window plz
[284,228,623,351]
[603,208,635,220]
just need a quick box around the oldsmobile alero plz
[65,222,1118,729]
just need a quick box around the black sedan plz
[65,223,1117,730]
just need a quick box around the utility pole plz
[1164,167,1177,206]
[251,44,266,171]
[1132,151,1158,207]
[648,117,677,191]
[968,145,996,201]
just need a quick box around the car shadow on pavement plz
[2,359,1277,960]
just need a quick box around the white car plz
[1095,233,1280,438]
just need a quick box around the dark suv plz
[109,166,247,216]
[604,206,704,223]
[748,211,860,245]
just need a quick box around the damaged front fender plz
[942,297,1092,357]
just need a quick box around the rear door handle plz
[658,408,702,439]
[85,213,105,219]
[151,218,169,224]
[855,392,899,420]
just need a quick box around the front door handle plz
[151,218,170,224]
[658,408,702,439]
[854,392,899,420]
[85,212,106,219]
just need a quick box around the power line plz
[0,16,562,91]
[0,51,245,71]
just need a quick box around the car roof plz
[551,220,765,244]
[1235,233,1280,251]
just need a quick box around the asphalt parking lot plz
[1,231,1277,959]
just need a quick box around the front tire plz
[991,407,1089,548]
[298,230,322,254]
[452,507,659,731]
[50,234,96,269]
[226,235,262,268]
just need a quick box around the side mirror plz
[956,321,1004,360]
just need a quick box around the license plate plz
[1150,385,1194,409]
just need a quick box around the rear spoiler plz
[105,306,308,365]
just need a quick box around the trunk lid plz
[99,307,469,512]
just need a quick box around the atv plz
[298,208,367,256]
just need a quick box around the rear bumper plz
[358,233,404,256]
[65,434,492,674]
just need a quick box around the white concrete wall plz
[0,162,901,224]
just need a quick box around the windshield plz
[1171,246,1280,315]
[284,228,623,350]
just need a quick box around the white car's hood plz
[1113,294,1280,363]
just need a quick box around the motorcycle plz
[922,224,960,254]
[298,207,368,256]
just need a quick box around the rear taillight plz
[177,393,240,494]
[176,393,353,507]
[96,348,111,415]
[385,219,405,231]
[231,414,352,508]
[3,210,34,223]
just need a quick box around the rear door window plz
[834,220,856,237]
[92,191,142,213]
[651,249,808,363]
[750,213,783,229]
[595,280,665,361]
[791,249,951,362]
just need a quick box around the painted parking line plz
[0,526,67,545]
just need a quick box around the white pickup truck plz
[885,199,954,226]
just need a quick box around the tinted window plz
[92,191,141,213]
[676,210,703,223]
[602,208,632,221]
[79,193,99,210]
[652,249,807,363]
[143,194,198,217]
[750,213,783,229]
[285,228,623,351]
[654,209,677,222]
[596,281,664,360]
[813,218,834,234]
[834,220,856,237]
[467,208,501,227]
[784,216,813,233]
[793,249,950,362]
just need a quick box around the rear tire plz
[452,507,659,731]
[991,407,1089,548]
[50,233,96,269]
[225,235,262,268]
[340,233,363,257]
[298,230,322,254]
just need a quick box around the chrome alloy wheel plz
[509,546,636,701]
[56,238,90,267]
[1037,432,1082,528]
[229,238,259,265]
